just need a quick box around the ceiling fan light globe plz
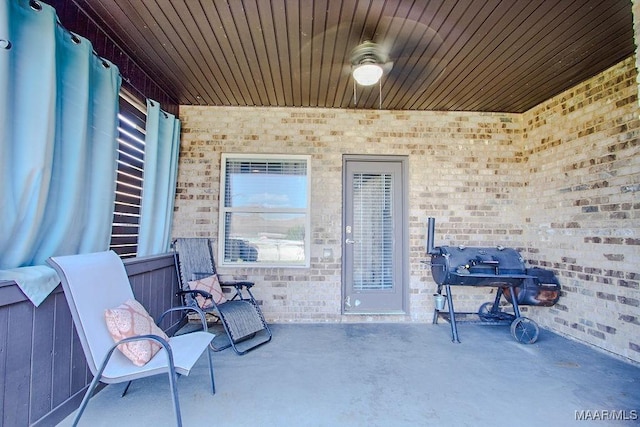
[352,63,383,86]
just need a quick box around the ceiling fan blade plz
[381,61,394,74]
[300,19,367,80]
[389,55,446,81]
[375,16,443,60]
[381,56,448,108]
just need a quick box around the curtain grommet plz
[0,40,11,50]
[29,0,42,11]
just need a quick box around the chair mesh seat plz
[219,301,265,340]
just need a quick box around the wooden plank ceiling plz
[73,0,635,113]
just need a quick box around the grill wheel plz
[510,317,539,344]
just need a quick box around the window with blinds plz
[352,173,394,290]
[109,91,146,258]
[219,154,310,267]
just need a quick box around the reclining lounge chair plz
[173,238,272,355]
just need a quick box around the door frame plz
[341,154,410,315]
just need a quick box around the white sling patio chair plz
[47,250,215,427]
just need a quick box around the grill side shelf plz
[447,272,532,287]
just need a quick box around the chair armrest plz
[92,333,175,385]
[104,334,174,368]
[157,305,209,332]
[219,280,254,289]
[176,289,212,299]
[191,271,254,289]
[114,333,171,350]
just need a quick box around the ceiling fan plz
[338,15,443,108]
[301,12,445,108]
[350,40,392,86]
[350,16,444,108]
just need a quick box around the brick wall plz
[175,108,523,320]
[175,57,639,363]
[635,0,640,103]
[522,57,640,362]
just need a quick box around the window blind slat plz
[352,173,393,291]
[109,92,146,258]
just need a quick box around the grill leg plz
[445,285,460,343]
[433,285,442,324]
[491,288,503,313]
[508,286,522,318]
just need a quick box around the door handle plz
[345,238,356,244]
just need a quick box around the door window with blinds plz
[219,154,310,267]
[352,173,394,290]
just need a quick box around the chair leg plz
[206,347,216,394]
[121,381,132,397]
[225,328,272,356]
[210,341,232,352]
[72,370,104,427]
[167,365,182,427]
[72,344,123,426]
[89,338,184,426]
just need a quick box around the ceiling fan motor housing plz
[350,41,388,66]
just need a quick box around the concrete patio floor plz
[58,322,639,427]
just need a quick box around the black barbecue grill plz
[426,217,560,344]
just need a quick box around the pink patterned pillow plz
[188,274,227,309]
[104,299,169,366]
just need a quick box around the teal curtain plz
[137,99,181,256]
[0,1,121,271]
